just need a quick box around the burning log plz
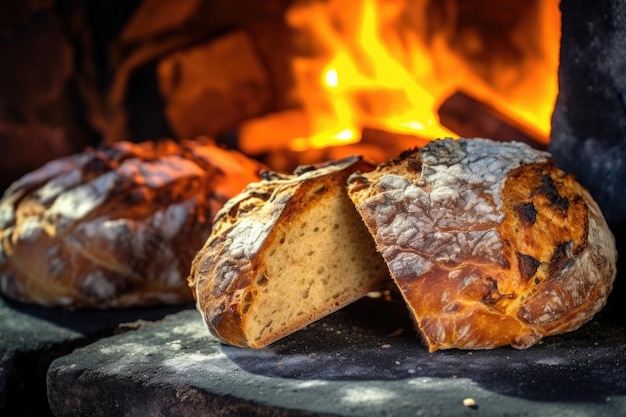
[238,109,310,155]
[360,127,431,151]
[236,107,434,172]
[238,88,553,173]
[261,138,407,173]
[438,90,548,150]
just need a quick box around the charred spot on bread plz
[517,253,541,281]
[531,174,570,216]
[515,202,537,226]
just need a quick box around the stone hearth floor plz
[0,296,186,417]
[3,292,626,417]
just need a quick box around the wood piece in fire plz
[438,90,547,150]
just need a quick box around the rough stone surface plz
[48,296,626,417]
[0,296,187,417]
[550,0,626,230]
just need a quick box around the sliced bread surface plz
[189,156,390,348]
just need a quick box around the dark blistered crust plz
[347,138,617,351]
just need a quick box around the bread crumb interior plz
[242,180,389,346]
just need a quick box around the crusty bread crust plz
[347,138,617,351]
[0,138,263,308]
[189,156,391,348]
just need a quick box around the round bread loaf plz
[347,138,617,351]
[189,156,391,348]
[0,138,263,308]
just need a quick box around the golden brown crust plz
[347,138,617,351]
[189,156,390,348]
[0,138,263,308]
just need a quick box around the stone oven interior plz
[1,0,562,183]
[1,0,626,416]
[2,0,623,227]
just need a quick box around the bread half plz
[347,138,617,351]
[189,156,390,348]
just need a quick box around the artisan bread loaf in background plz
[0,138,264,308]
[188,156,391,348]
[348,138,617,351]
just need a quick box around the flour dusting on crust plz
[348,138,616,351]
[353,139,550,280]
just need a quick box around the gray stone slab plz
[0,296,187,417]
[48,296,626,417]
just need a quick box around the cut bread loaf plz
[347,138,618,351]
[188,156,391,348]
[0,138,264,308]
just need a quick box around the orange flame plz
[285,0,560,150]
